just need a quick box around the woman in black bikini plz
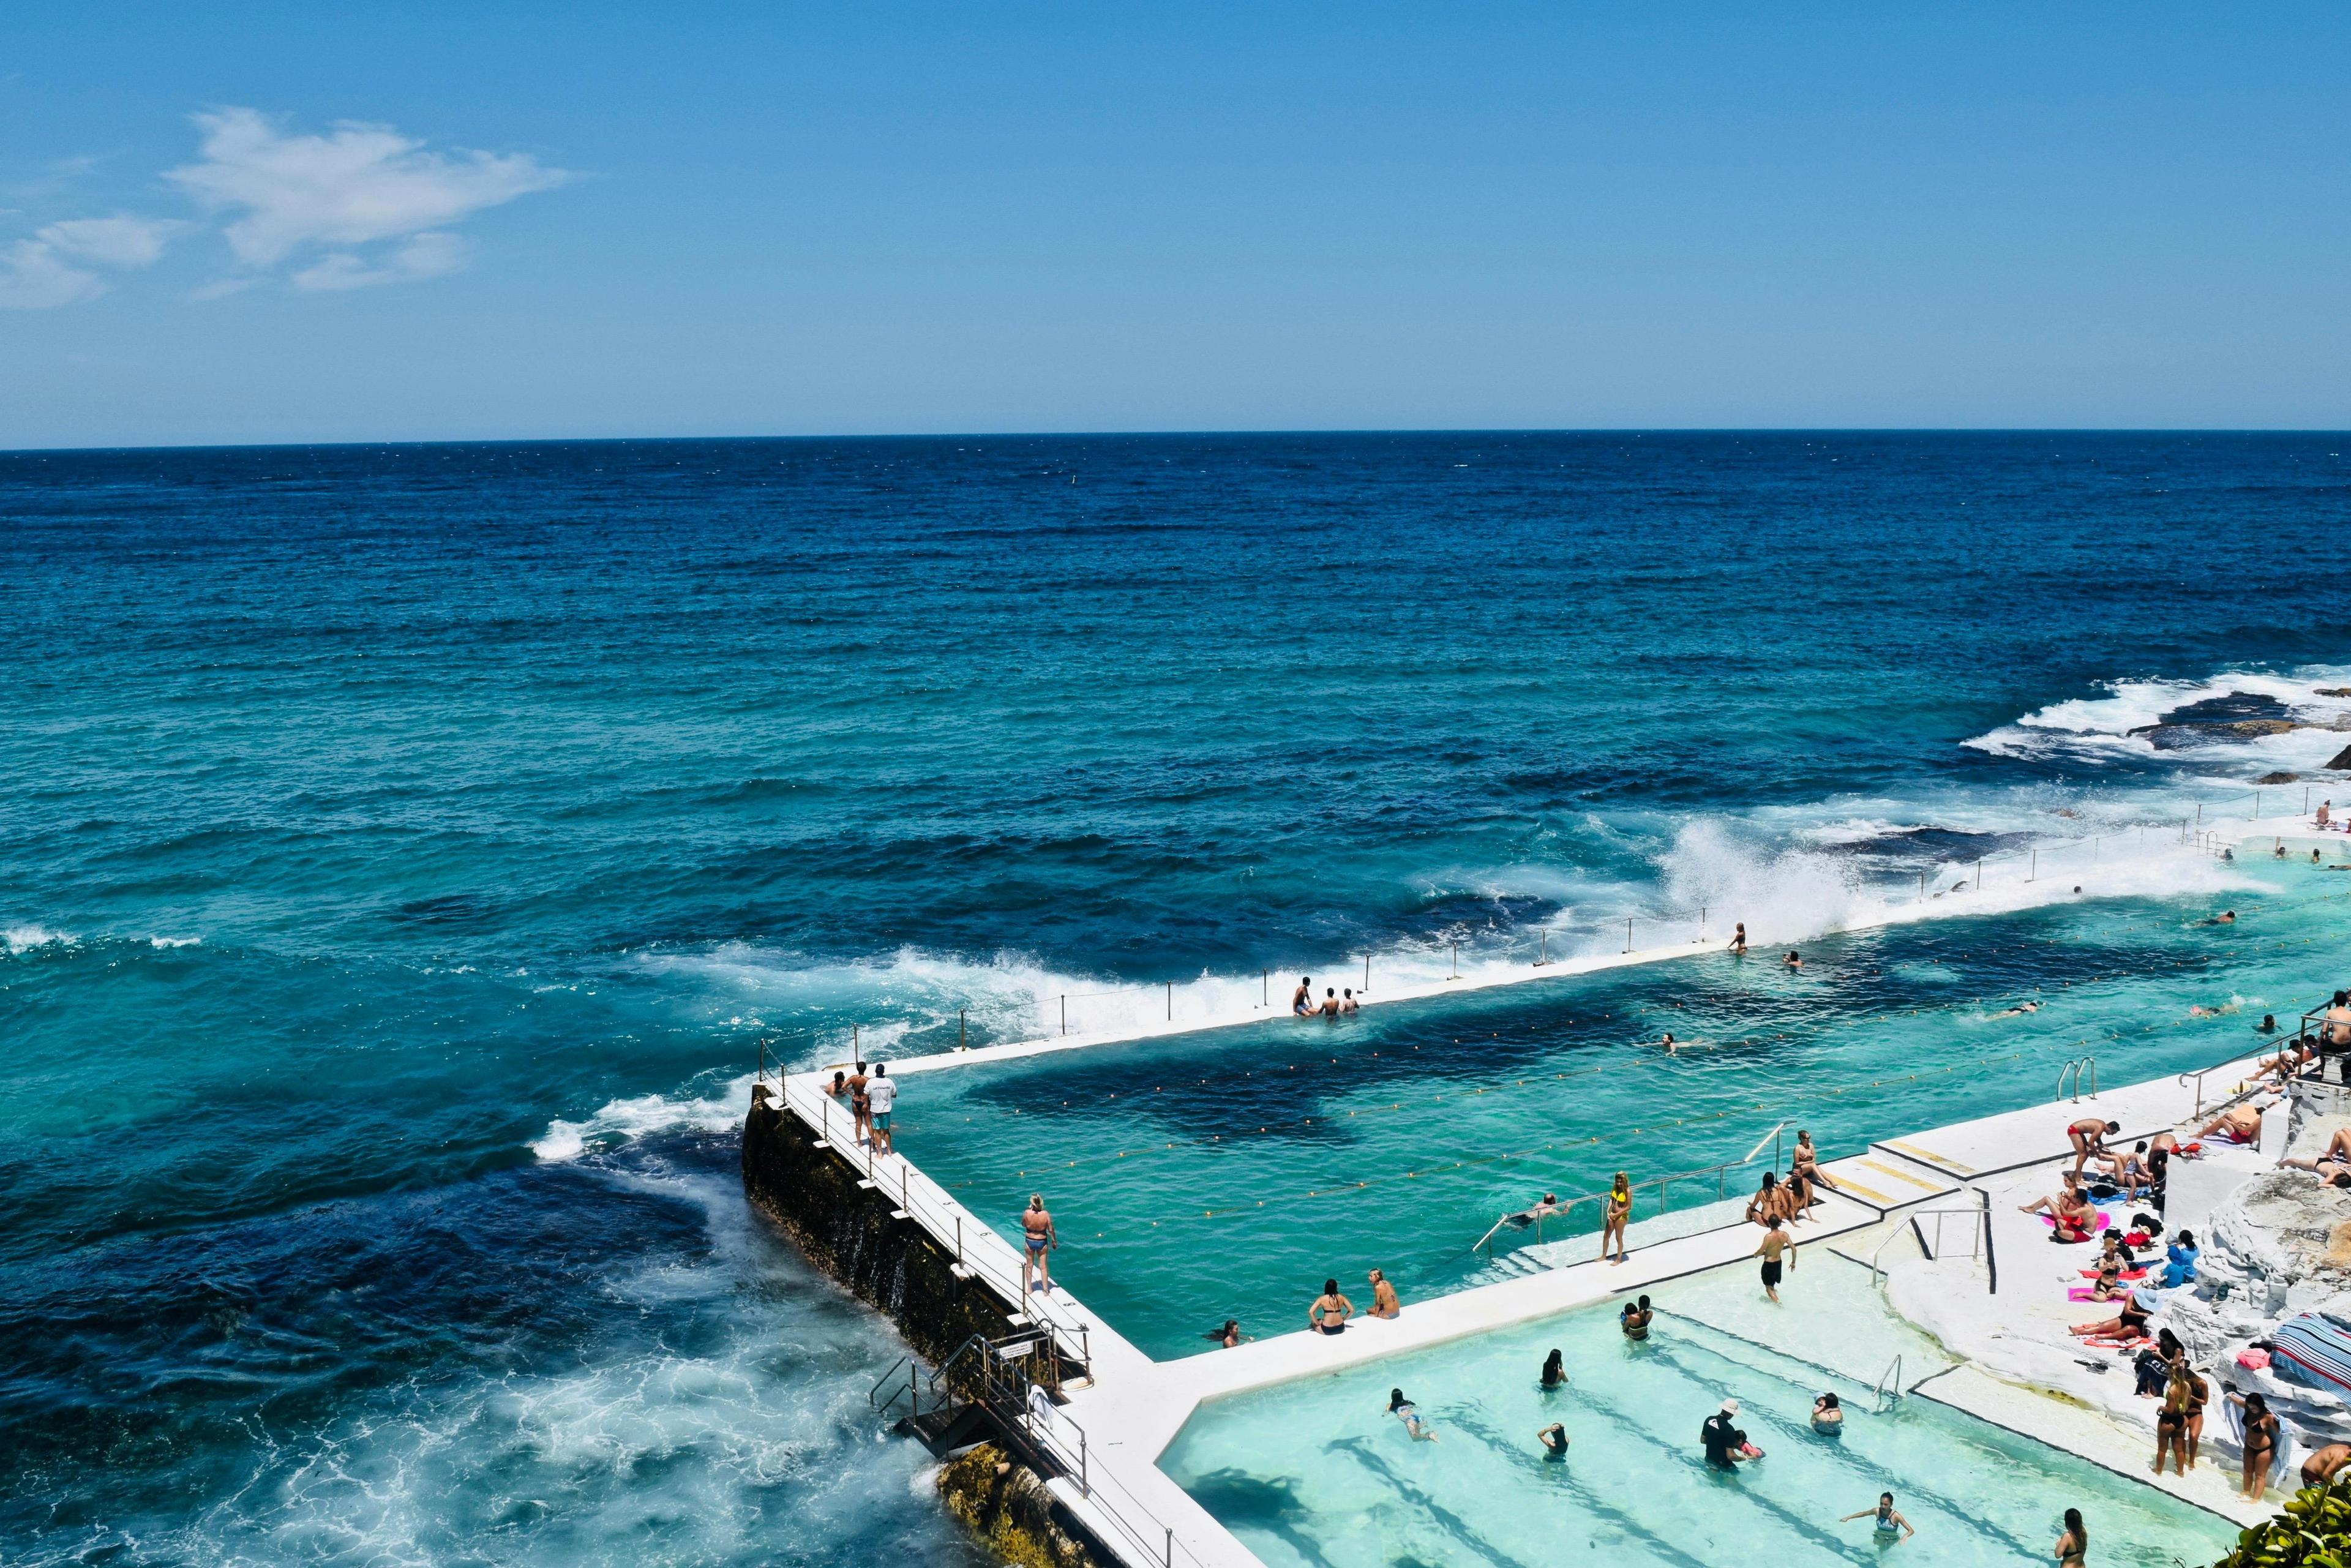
[2054,1507,2087,1568]
[1309,1278,1353,1335]
[2234,1390,2280,1500]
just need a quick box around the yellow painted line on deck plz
[1883,1139,1978,1175]
[1827,1175,1898,1206]
[1857,1157,1949,1193]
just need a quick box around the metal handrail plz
[1870,1204,1991,1284]
[2057,1056,2097,1103]
[1873,1353,1904,1411]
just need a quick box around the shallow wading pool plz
[1158,1258,2233,1568]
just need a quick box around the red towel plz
[2079,1267,2148,1281]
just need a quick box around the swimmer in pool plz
[1387,1388,1437,1441]
[1783,950,1803,970]
[1536,1423,1569,1460]
[1992,999,2042,1018]
[1812,1392,1844,1435]
[1620,1294,1652,1340]
[1727,922,1747,955]
[1540,1348,1566,1389]
[1662,1030,1678,1056]
[1841,1493,1914,1544]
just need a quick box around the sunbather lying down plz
[2280,1127,2351,1185]
[2201,1103,2262,1144]
[2071,1289,2155,1341]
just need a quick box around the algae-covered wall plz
[740,1096,1039,1373]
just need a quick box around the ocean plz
[3,431,2347,1565]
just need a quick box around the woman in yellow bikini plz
[1602,1172,1632,1264]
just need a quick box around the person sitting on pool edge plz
[1366,1268,1401,1319]
[1291,976,1314,1016]
[1620,1295,1653,1340]
[1309,1278,1354,1334]
[1842,1493,1915,1544]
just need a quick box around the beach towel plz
[2085,1334,2154,1352]
[2175,1142,2206,1158]
[2068,1287,2123,1302]
[2239,1348,2271,1371]
[2271,1313,2351,1400]
[2042,1210,2112,1240]
[2078,1267,2148,1281]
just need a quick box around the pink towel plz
[2079,1267,2148,1281]
[2068,1287,2109,1302]
[2239,1348,2272,1370]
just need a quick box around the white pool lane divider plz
[777,1043,2277,1568]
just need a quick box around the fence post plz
[1166,980,1172,1021]
[1624,917,1632,953]
[1536,929,1547,967]
[1364,953,1372,991]
[1919,871,1926,900]
[2028,849,2036,882]
[959,1007,966,1051]
[1450,940,1458,979]
[1060,995,1067,1035]
[1974,858,1982,889]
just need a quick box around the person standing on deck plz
[2325,991,2351,1050]
[864,1062,896,1153]
[845,1061,871,1146]
[1727,923,1747,955]
[2068,1116,2122,1178]
[1601,1173,1633,1265]
[1021,1194,1057,1295]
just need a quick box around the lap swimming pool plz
[890,874,2348,1356]
[1158,1256,2235,1568]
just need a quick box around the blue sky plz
[5,3,2348,446]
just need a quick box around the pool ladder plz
[2057,1056,2097,1103]
[1873,1354,1904,1411]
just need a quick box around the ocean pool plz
[894,872,2351,1355]
[1159,1256,2235,1568]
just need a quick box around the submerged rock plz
[2261,772,2301,785]
[2330,745,2351,771]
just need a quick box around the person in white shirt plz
[865,1063,898,1153]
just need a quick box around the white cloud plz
[167,107,567,288]
[0,238,103,309]
[40,215,181,268]
[293,230,467,291]
[0,215,179,309]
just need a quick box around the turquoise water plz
[1160,1258,2236,1568]
[907,867,2348,1355]
[7,433,2351,1562]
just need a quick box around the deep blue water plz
[4,432,2349,1564]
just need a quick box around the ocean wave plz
[1965,664,2351,764]
[3,923,77,955]
[531,1073,759,1162]
[148,935,202,949]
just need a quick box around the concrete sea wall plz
[740,1096,1038,1371]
